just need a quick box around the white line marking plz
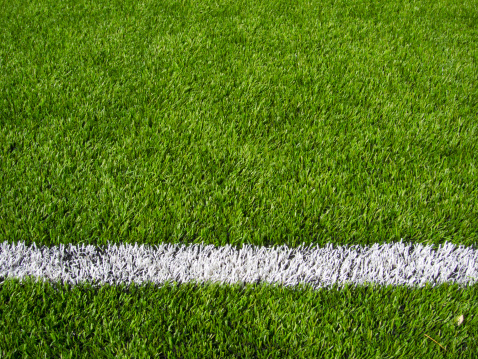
[1,240,477,289]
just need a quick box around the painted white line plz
[1,240,477,290]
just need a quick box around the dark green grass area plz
[0,278,476,358]
[0,0,477,249]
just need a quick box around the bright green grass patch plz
[1,0,477,249]
[0,0,477,357]
[0,278,476,358]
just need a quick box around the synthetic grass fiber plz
[1,240,477,289]
[0,0,477,356]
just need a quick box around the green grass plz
[0,0,477,356]
[1,278,477,358]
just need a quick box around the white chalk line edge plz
[1,240,477,290]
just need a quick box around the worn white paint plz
[1,240,477,290]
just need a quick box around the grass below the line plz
[0,278,476,358]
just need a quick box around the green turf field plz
[1,0,477,357]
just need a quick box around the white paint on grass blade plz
[0,240,477,290]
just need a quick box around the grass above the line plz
[1,0,477,250]
[0,277,476,358]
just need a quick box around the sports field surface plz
[1,0,477,357]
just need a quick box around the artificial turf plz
[0,0,477,356]
[1,277,477,358]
